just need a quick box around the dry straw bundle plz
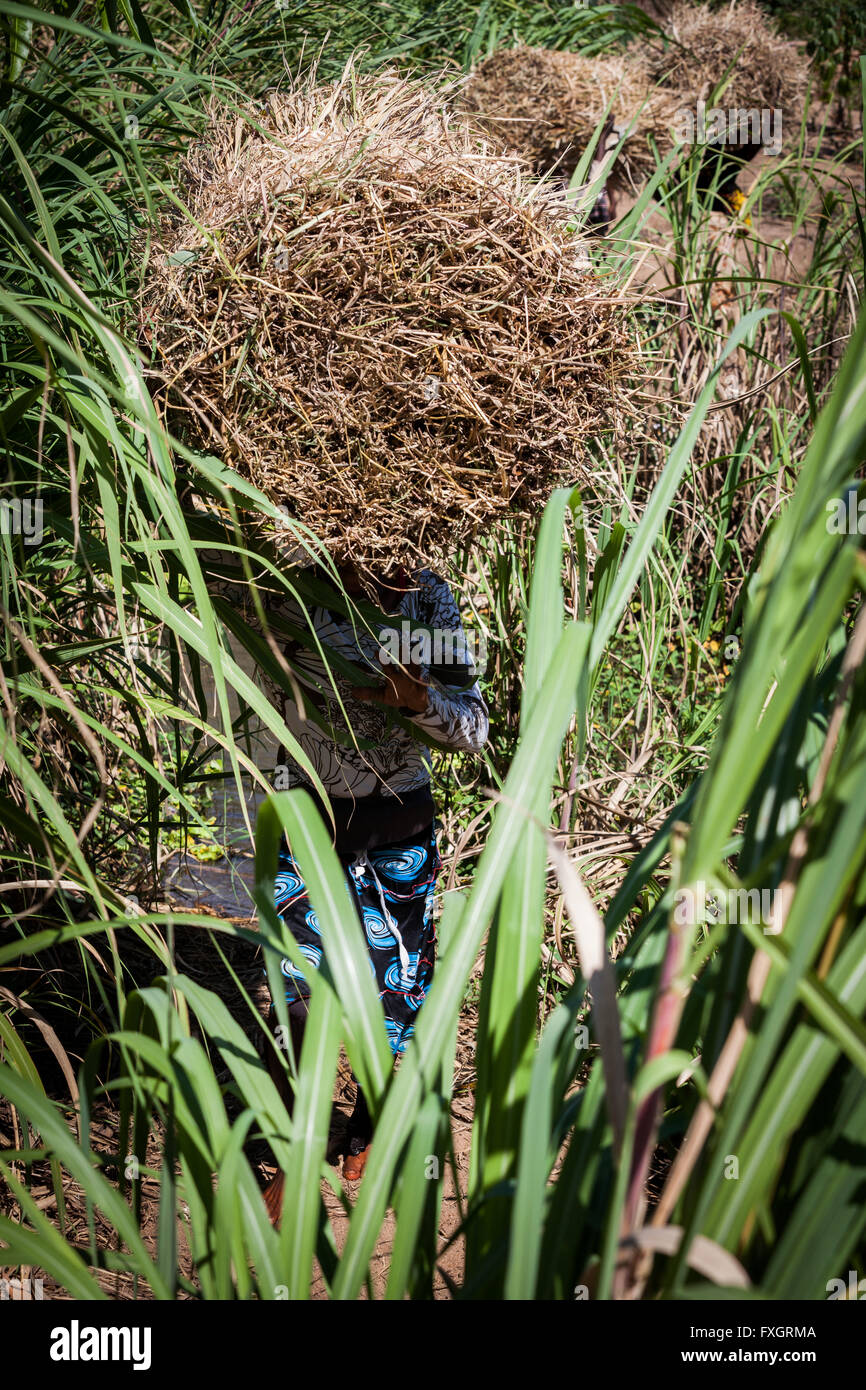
[462,44,680,187]
[646,0,810,117]
[141,66,634,573]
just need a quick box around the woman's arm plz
[406,681,489,754]
[355,571,489,754]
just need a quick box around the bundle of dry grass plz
[646,0,810,118]
[462,44,680,188]
[141,67,634,574]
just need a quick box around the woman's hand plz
[355,658,430,714]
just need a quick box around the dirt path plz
[298,1082,475,1299]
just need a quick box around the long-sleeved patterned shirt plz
[208,562,489,801]
[273,569,489,799]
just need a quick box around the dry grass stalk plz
[140,65,636,573]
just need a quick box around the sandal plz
[262,1171,285,1227]
[343,1136,371,1182]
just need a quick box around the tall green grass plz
[3,311,865,1294]
[1,1,864,1299]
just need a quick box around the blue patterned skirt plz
[272,823,440,1057]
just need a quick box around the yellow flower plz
[726,188,752,226]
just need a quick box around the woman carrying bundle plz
[151,65,630,1218]
[209,553,488,1214]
